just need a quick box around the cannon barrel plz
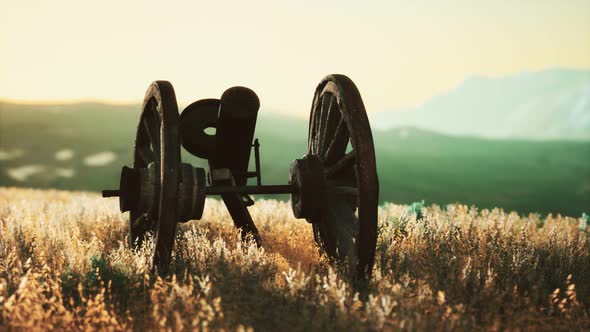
[210,86,260,185]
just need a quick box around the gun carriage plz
[103,74,379,279]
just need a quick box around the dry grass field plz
[0,187,588,331]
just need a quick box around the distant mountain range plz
[369,68,590,140]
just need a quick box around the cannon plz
[102,74,379,279]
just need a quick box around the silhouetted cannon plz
[102,75,379,279]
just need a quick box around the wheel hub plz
[289,154,326,220]
[108,163,160,214]
[104,162,207,223]
[177,163,207,223]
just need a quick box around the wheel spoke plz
[319,95,340,158]
[326,150,355,177]
[310,96,322,154]
[326,184,358,197]
[130,213,154,246]
[137,145,156,164]
[317,94,333,155]
[143,109,160,159]
[131,213,148,230]
[324,116,349,165]
[313,95,324,154]
[316,195,358,259]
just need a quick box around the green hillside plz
[1,101,589,216]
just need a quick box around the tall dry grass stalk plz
[0,187,588,331]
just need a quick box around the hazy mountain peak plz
[371,68,590,140]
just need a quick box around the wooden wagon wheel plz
[307,74,379,278]
[130,80,181,273]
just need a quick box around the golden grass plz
[0,187,588,331]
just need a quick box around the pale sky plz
[1,0,589,116]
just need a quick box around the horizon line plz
[1,66,588,110]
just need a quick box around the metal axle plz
[103,183,357,198]
[205,184,296,195]
[102,184,296,198]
